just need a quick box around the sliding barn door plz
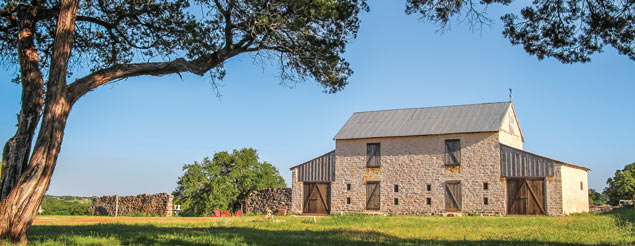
[303,183,330,214]
[507,179,545,215]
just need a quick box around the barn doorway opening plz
[507,178,545,215]
[366,182,380,210]
[302,183,330,214]
[444,181,462,211]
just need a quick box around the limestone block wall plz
[90,193,173,216]
[331,132,506,215]
[245,188,291,214]
[546,165,563,216]
[561,165,589,214]
[290,169,303,214]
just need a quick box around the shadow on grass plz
[29,223,597,246]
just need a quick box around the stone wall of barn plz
[90,193,173,216]
[546,165,564,216]
[290,169,303,214]
[331,132,507,215]
[244,188,292,214]
[560,165,589,214]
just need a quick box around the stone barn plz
[290,102,589,216]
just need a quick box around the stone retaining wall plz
[90,193,173,216]
[245,188,291,214]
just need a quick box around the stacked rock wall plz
[90,193,173,216]
[245,188,291,214]
[331,132,507,216]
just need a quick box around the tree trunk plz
[0,0,79,244]
[0,102,71,245]
[0,4,46,201]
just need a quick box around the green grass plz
[28,209,634,246]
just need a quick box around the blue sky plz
[1,1,633,196]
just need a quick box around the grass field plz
[27,209,634,246]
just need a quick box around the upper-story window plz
[367,143,381,167]
[445,139,461,166]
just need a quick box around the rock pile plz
[589,205,614,212]
[245,188,291,214]
[90,193,173,216]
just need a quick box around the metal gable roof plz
[334,102,512,140]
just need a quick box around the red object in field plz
[223,210,230,217]
[234,211,242,217]
[214,210,221,217]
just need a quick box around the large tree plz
[604,162,635,205]
[172,148,286,216]
[0,0,365,243]
[0,0,633,244]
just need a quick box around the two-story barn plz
[290,102,589,216]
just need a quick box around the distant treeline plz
[40,195,93,215]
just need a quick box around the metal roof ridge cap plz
[349,101,511,114]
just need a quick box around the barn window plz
[347,197,351,204]
[367,143,381,167]
[426,184,431,191]
[484,197,489,205]
[347,184,351,191]
[580,182,583,190]
[426,198,431,205]
[445,139,461,166]
[483,182,489,190]
[394,185,399,192]
[394,198,399,205]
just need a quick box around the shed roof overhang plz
[500,144,589,179]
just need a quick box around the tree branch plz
[47,0,79,91]
[65,48,246,103]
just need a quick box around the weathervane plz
[509,88,513,102]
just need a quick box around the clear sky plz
[1,1,633,196]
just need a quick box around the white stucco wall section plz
[498,105,524,149]
[560,165,589,214]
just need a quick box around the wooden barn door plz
[445,182,462,211]
[303,183,330,214]
[507,179,545,215]
[366,182,380,210]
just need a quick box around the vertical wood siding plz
[296,151,335,182]
[500,144,554,177]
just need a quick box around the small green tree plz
[604,162,635,206]
[588,189,606,206]
[172,148,285,216]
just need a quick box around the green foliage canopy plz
[172,148,285,216]
[405,0,634,63]
[40,200,90,215]
[604,162,635,205]
[588,188,607,205]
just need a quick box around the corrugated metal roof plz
[334,102,512,140]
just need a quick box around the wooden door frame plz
[444,181,462,212]
[302,182,331,214]
[505,178,547,215]
[366,181,381,210]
